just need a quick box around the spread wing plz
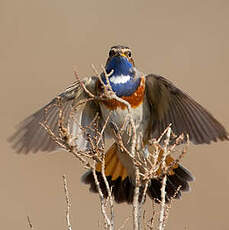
[9,76,99,154]
[145,74,228,144]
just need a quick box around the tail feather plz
[82,170,145,203]
[174,164,194,182]
[112,177,135,203]
[147,165,194,202]
[147,179,162,201]
[166,178,182,200]
[82,143,194,204]
[169,173,190,192]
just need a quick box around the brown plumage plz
[145,74,228,144]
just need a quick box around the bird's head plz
[101,45,140,97]
[105,45,135,79]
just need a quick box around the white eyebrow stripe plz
[110,75,131,84]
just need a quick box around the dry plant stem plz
[93,65,140,230]
[92,161,114,230]
[63,175,73,230]
[27,216,33,229]
[149,201,156,229]
[164,185,182,223]
[98,65,140,230]
[159,175,167,230]
[41,67,188,230]
[140,182,149,206]
[40,122,89,167]
[100,153,114,229]
[73,71,95,99]
[133,184,140,230]
[97,112,111,146]
[151,126,171,171]
[75,68,114,229]
[98,113,114,229]
[158,127,172,230]
[40,68,127,229]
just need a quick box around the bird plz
[9,45,228,204]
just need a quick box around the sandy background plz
[1,0,229,229]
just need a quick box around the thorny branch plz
[40,66,188,230]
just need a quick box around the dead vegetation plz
[37,65,188,230]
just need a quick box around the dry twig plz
[158,126,171,230]
[40,67,189,230]
[63,175,72,230]
[27,216,34,229]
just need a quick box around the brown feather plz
[145,74,228,144]
[9,77,98,153]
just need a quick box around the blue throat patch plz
[102,56,141,97]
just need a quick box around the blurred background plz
[1,0,229,229]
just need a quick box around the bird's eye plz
[126,51,132,57]
[109,50,115,57]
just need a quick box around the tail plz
[81,143,194,203]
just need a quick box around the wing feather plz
[9,77,98,153]
[145,74,228,144]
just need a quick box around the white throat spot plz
[110,75,131,84]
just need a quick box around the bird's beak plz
[116,52,128,59]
